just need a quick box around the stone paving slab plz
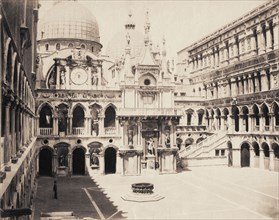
[33,167,279,219]
[33,176,125,219]
[90,167,279,219]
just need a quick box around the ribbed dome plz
[39,1,100,42]
[106,30,145,60]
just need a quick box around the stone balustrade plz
[39,128,53,136]
[72,127,85,135]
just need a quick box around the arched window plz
[262,104,270,129]
[104,106,116,128]
[73,106,85,127]
[39,105,53,128]
[81,44,86,49]
[56,43,61,50]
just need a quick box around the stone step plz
[121,193,165,202]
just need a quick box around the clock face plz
[70,68,88,85]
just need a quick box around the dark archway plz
[262,142,270,170]
[58,104,68,134]
[105,147,117,174]
[272,143,279,172]
[262,104,270,131]
[39,148,52,176]
[252,142,260,168]
[253,105,260,131]
[72,148,85,175]
[104,106,116,128]
[241,142,250,167]
[216,108,221,130]
[233,106,240,132]
[39,105,53,128]
[185,138,194,147]
[73,106,85,127]
[242,106,249,132]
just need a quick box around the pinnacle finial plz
[125,10,135,30]
[144,9,151,34]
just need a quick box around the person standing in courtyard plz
[53,181,57,199]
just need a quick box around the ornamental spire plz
[125,10,135,30]
[144,10,151,46]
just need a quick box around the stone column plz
[169,120,174,147]
[273,17,279,50]
[257,24,265,55]
[247,29,257,56]
[248,114,253,132]
[137,120,141,146]
[219,46,224,64]
[68,153,72,176]
[259,149,264,169]
[212,50,216,68]
[224,43,229,65]
[261,69,268,91]
[10,103,16,157]
[53,116,58,136]
[259,114,264,132]
[4,101,11,170]
[228,115,234,133]
[99,115,104,136]
[232,41,238,62]
[269,113,274,132]
[213,82,218,99]
[239,115,245,132]
[248,73,253,93]
[88,117,92,135]
[215,47,219,67]
[266,22,272,52]
[230,77,237,97]
[16,108,21,152]
[220,116,225,131]
[242,76,246,94]
[226,81,231,97]
[68,116,72,135]
[123,121,128,148]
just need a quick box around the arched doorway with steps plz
[241,142,250,167]
[105,147,117,174]
[39,147,53,176]
[72,147,86,175]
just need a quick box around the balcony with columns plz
[186,12,278,76]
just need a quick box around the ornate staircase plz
[178,131,229,167]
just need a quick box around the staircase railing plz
[179,131,227,158]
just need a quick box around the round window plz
[144,79,151,86]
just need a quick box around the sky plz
[39,0,266,60]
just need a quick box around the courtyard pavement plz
[34,167,279,219]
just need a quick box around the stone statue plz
[165,133,170,147]
[147,138,154,155]
[59,154,65,166]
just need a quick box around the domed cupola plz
[38,0,102,55]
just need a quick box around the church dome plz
[39,0,100,43]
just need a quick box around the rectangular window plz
[221,149,225,156]
[215,150,220,156]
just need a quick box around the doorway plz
[241,143,250,167]
[105,147,117,174]
[39,148,52,176]
[72,148,85,175]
